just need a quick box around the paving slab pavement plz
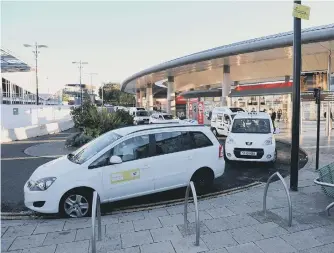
[2,125,334,253]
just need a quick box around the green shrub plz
[65,132,93,148]
[67,106,133,147]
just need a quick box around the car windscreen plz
[136,111,149,116]
[231,118,271,134]
[230,108,245,113]
[67,131,122,164]
[163,115,174,120]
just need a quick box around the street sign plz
[292,3,310,20]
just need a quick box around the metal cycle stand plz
[184,181,200,246]
[263,172,292,227]
[91,191,102,253]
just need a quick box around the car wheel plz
[191,168,214,194]
[224,151,231,164]
[269,149,277,165]
[60,190,92,218]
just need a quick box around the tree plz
[98,82,135,106]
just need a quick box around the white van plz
[210,107,244,136]
[24,124,225,218]
[133,110,150,125]
[129,107,146,116]
[224,112,277,164]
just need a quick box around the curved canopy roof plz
[121,24,334,94]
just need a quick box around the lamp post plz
[88,73,98,95]
[101,83,104,107]
[23,43,48,105]
[72,61,88,106]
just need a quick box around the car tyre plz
[191,168,214,194]
[268,149,277,166]
[224,151,232,164]
[59,189,93,218]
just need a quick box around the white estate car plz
[149,113,179,124]
[224,112,277,163]
[24,124,225,218]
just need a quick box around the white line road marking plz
[2,155,61,161]
[3,140,65,145]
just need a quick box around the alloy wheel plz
[64,194,89,218]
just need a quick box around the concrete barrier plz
[1,119,74,143]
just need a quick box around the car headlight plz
[263,137,273,145]
[28,177,56,191]
[226,138,235,144]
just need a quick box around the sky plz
[1,0,334,94]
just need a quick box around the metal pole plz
[35,42,39,105]
[290,0,302,191]
[316,90,321,170]
[326,51,332,136]
[79,61,83,106]
[101,84,104,106]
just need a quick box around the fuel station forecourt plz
[121,23,334,190]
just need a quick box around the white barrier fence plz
[1,119,74,143]
[1,105,72,129]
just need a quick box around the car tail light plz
[219,144,223,158]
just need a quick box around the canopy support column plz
[167,76,176,116]
[146,83,153,111]
[222,65,231,106]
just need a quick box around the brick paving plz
[1,128,334,253]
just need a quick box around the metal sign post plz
[290,0,303,191]
[314,88,321,170]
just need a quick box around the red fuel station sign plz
[198,101,204,124]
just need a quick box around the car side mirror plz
[109,156,122,164]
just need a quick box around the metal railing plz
[263,172,292,227]
[184,181,200,246]
[91,191,102,253]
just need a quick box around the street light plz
[87,73,98,95]
[72,61,88,106]
[23,43,48,105]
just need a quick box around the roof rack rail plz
[130,124,206,134]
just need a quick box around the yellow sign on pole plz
[292,3,310,20]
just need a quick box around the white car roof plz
[112,124,205,136]
[233,112,271,120]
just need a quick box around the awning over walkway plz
[180,89,221,99]
[229,81,293,97]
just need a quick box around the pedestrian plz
[277,109,282,122]
[271,110,277,131]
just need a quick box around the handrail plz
[184,181,200,246]
[263,172,292,227]
[91,191,102,253]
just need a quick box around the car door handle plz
[187,156,192,160]
[142,165,150,169]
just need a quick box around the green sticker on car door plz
[110,169,140,184]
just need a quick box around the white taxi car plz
[24,124,225,218]
[149,113,179,124]
[224,112,277,163]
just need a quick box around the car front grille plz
[234,148,264,159]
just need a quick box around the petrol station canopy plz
[121,24,334,95]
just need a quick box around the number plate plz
[240,151,257,156]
